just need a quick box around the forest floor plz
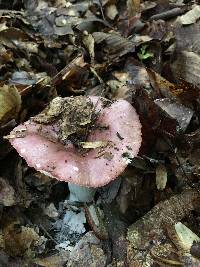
[0,0,200,266]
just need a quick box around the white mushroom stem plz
[68,183,96,203]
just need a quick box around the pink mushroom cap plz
[9,97,142,187]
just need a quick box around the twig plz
[39,224,59,245]
[20,53,83,95]
[0,9,24,14]
[51,53,83,86]
[98,0,106,21]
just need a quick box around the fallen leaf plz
[0,177,16,206]
[82,32,95,60]
[67,232,106,267]
[127,0,140,17]
[34,251,69,267]
[84,204,108,240]
[171,51,200,88]
[127,190,199,266]
[176,5,200,25]
[0,85,21,125]
[92,32,135,59]
[43,203,58,218]
[175,21,200,54]
[105,4,118,20]
[154,98,193,132]
[3,223,41,256]
[156,164,167,190]
[175,222,200,252]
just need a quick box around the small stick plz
[39,224,59,245]
[98,0,106,21]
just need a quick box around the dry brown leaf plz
[0,85,21,125]
[3,223,40,256]
[127,0,141,17]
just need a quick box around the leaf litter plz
[0,0,200,266]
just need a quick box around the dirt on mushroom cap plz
[32,96,96,146]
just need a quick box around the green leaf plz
[137,44,154,61]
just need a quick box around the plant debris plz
[0,85,21,125]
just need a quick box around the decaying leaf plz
[166,222,200,266]
[92,32,135,59]
[84,204,108,240]
[0,85,21,125]
[34,251,69,267]
[107,79,132,101]
[10,71,46,86]
[175,21,200,54]
[3,222,42,257]
[0,177,16,206]
[43,203,59,218]
[175,222,200,252]
[127,190,199,266]
[156,164,167,191]
[171,51,200,88]
[25,0,110,38]
[127,0,140,17]
[82,32,95,60]
[67,232,106,267]
[105,4,118,20]
[176,5,200,25]
[154,98,193,132]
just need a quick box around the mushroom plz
[8,96,142,203]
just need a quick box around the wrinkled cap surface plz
[9,97,142,187]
